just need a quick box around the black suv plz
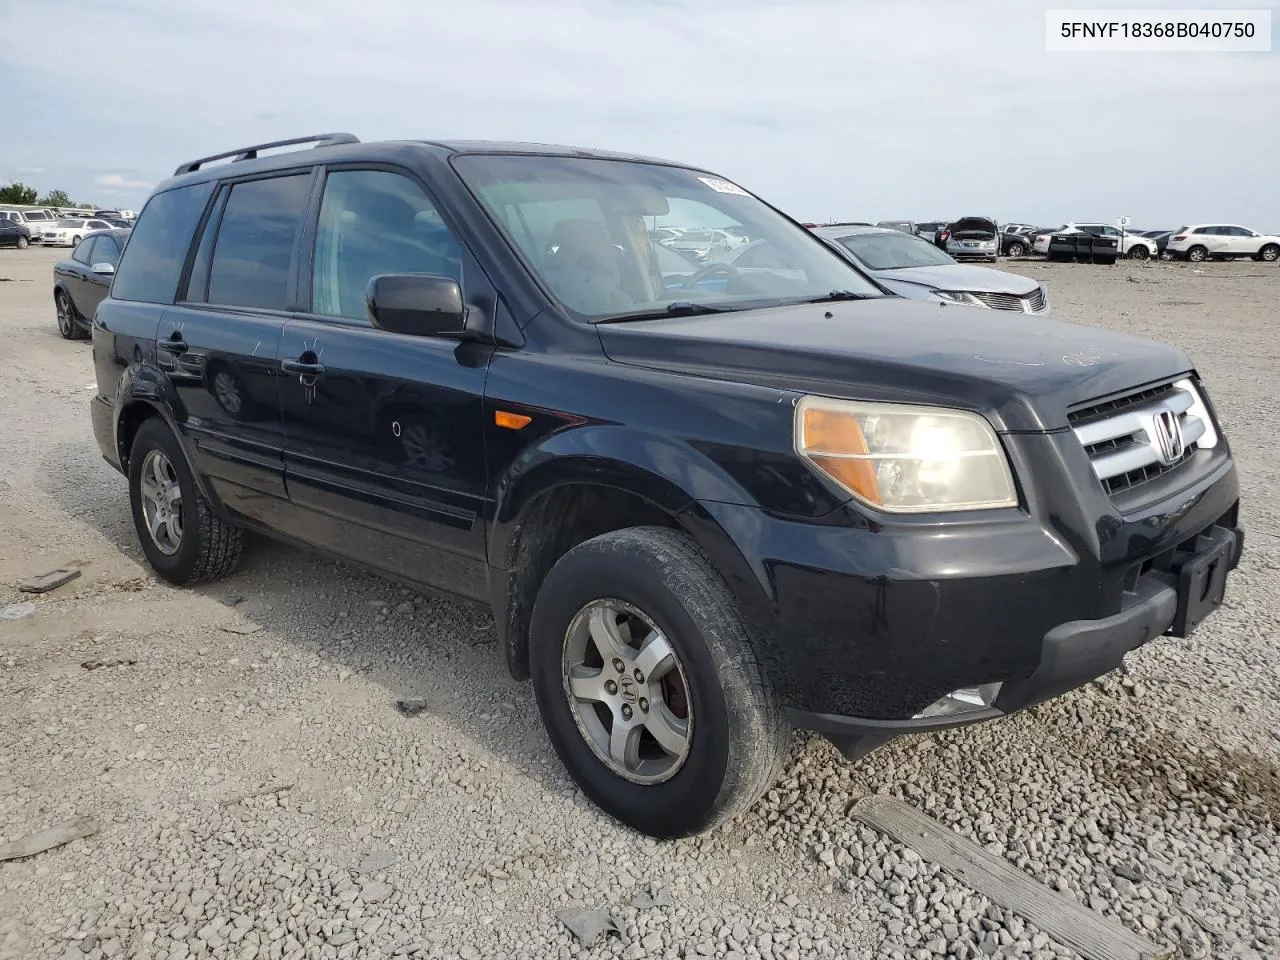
[90,133,1243,838]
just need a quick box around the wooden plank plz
[851,795,1172,960]
[0,816,99,862]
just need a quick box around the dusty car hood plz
[597,298,1191,432]
[870,264,1038,295]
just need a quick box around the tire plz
[1186,245,1208,263]
[1159,250,1173,261]
[128,418,243,585]
[1128,244,1150,260]
[1259,244,1280,263]
[1006,241,1025,258]
[17,236,28,250]
[55,289,86,340]
[529,526,789,838]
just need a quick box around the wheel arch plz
[488,435,776,683]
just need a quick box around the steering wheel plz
[680,262,742,289]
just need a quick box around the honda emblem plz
[1152,409,1185,465]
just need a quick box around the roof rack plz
[173,132,360,175]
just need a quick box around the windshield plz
[837,232,955,270]
[454,154,881,318]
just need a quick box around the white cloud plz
[93,173,155,189]
[1,0,1277,225]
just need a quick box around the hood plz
[950,217,998,236]
[597,298,1191,432]
[869,264,1038,295]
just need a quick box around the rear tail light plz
[1172,234,1187,241]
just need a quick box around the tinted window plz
[311,169,462,320]
[207,174,312,310]
[73,237,97,264]
[93,235,121,266]
[87,220,110,230]
[113,181,215,303]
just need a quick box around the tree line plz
[0,182,96,209]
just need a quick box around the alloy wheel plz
[139,449,185,556]
[561,599,693,785]
[56,293,73,337]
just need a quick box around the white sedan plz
[40,218,116,247]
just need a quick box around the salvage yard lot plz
[1,246,1277,960]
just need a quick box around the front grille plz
[969,288,1048,313]
[1069,378,1218,498]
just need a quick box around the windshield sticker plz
[698,176,751,197]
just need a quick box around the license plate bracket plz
[1168,528,1235,638]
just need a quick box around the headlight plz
[932,289,983,306]
[794,396,1017,513]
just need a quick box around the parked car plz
[90,132,1243,839]
[1000,227,1037,258]
[1032,223,1156,260]
[664,228,739,262]
[52,227,130,339]
[1164,224,1280,263]
[41,217,116,247]
[1002,222,1038,237]
[915,221,949,245]
[0,219,32,249]
[1139,230,1177,261]
[875,220,916,235]
[1045,231,1119,265]
[0,207,56,242]
[945,217,1000,261]
[814,225,1049,313]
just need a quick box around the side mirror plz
[91,262,115,275]
[366,273,465,337]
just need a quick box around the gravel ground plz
[1,247,1277,960]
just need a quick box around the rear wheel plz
[128,419,243,585]
[1259,243,1280,263]
[529,527,789,838]
[16,236,28,250]
[1186,245,1208,263]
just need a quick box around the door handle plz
[158,337,187,354]
[281,359,325,377]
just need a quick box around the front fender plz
[489,424,759,568]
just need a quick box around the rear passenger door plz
[277,166,492,600]
[159,172,313,526]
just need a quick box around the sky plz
[2,0,1278,229]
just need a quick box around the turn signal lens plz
[494,410,532,430]
[795,397,1017,514]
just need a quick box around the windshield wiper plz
[793,289,876,304]
[592,301,742,324]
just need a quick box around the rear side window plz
[113,181,214,303]
[206,174,312,310]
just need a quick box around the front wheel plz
[55,290,85,340]
[1128,245,1150,260]
[1006,241,1026,258]
[529,527,790,838]
[128,419,244,585]
[1159,249,1174,261]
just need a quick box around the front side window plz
[72,237,97,264]
[93,235,121,266]
[311,169,463,321]
[206,174,312,310]
[836,231,954,270]
[113,181,214,303]
[454,154,880,319]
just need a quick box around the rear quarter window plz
[112,181,215,303]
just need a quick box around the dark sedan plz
[0,219,32,249]
[53,227,130,340]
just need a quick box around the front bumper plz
[684,429,1241,757]
[788,523,1242,758]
